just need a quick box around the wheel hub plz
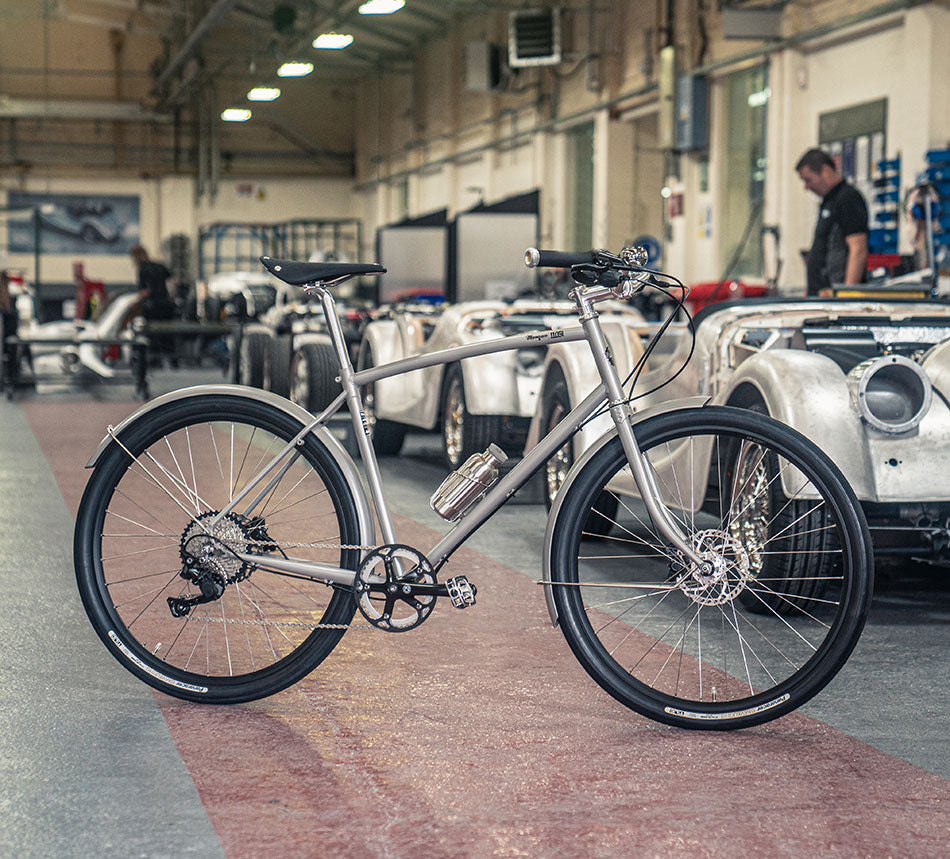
[676,528,752,606]
[180,510,255,583]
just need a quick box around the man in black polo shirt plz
[796,148,869,295]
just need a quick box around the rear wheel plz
[550,406,872,729]
[74,394,361,703]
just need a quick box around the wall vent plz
[508,9,561,68]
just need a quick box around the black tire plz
[542,374,617,535]
[239,329,269,388]
[265,334,293,399]
[357,342,406,456]
[73,394,361,704]
[440,364,503,469]
[550,406,872,730]
[290,339,340,413]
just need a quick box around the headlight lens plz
[848,354,932,434]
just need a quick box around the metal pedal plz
[444,576,477,609]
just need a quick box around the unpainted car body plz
[532,296,950,557]
[361,299,647,465]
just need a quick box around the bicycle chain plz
[187,536,382,631]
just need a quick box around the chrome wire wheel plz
[728,439,771,575]
[545,401,572,506]
[290,350,308,406]
[443,375,464,467]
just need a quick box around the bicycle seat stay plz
[260,256,385,286]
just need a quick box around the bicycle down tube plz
[226,284,709,584]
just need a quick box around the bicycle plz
[74,246,873,730]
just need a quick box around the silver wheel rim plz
[545,402,571,504]
[444,377,464,466]
[729,439,771,575]
[290,353,308,405]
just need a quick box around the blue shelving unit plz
[924,148,950,262]
[869,155,900,255]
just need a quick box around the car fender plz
[540,395,710,626]
[84,384,376,551]
[360,319,436,429]
[720,349,875,497]
[459,350,527,416]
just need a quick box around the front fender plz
[720,350,874,497]
[85,384,376,551]
[540,395,709,626]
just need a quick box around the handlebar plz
[524,248,598,269]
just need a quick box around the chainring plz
[354,544,437,632]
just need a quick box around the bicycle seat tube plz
[316,286,399,549]
[572,284,708,571]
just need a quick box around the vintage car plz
[3,290,148,398]
[230,295,370,410]
[360,298,647,466]
[530,295,950,559]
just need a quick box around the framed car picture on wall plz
[6,191,141,255]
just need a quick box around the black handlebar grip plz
[524,248,598,269]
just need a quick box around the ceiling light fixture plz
[277,61,314,77]
[313,32,354,49]
[221,108,252,122]
[359,0,404,13]
[247,86,281,101]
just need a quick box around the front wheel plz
[549,406,872,730]
[74,394,362,703]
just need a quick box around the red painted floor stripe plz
[25,398,950,857]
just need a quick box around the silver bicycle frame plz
[221,282,706,584]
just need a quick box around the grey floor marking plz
[0,400,224,858]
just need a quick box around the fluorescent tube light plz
[313,33,354,49]
[277,62,314,77]
[221,108,252,122]
[247,87,281,101]
[359,0,405,12]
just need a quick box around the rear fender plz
[85,384,376,551]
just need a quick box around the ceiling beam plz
[153,0,242,92]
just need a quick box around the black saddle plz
[260,256,385,286]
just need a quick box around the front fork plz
[575,291,709,573]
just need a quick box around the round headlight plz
[848,354,932,434]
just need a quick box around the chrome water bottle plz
[430,444,508,521]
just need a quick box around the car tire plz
[237,329,269,388]
[729,401,834,615]
[440,364,503,469]
[266,334,293,399]
[542,373,617,536]
[290,339,340,413]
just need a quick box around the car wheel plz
[727,402,834,615]
[290,339,340,413]
[265,334,293,398]
[358,342,406,456]
[440,364,503,470]
[542,373,616,536]
[238,330,269,388]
